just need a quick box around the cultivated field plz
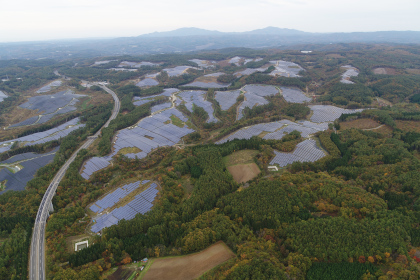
[340,119,382,130]
[142,242,235,280]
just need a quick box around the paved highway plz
[29,84,120,280]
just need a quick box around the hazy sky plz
[1,0,419,42]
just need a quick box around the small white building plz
[75,240,89,251]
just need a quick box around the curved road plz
[29,84,120,280]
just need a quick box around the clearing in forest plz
[223,149,259,166]
[395,120,420,133]
[224,150,261,183]
[142,242,235,280]
[340,119,381,130]
[227,163,261,183]
[373,67,397,75]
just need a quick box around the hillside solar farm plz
[10,90,85,128]
[90,181,158,232]
[0,148,58,194]
[3,44,420,280]
[0,118,84,153]
[340,65,359,84]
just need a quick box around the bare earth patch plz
[195,75,219,83]
[118,147,142,155]
[224,149,259,166]
[65,234,90,253]
[407,69,420,75]
[227,163,261,183]
[373,67,397,75]
[142,242,235,280]
[326,53,344,58]
[340,119,382,130]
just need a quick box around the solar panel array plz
[217,119,326,144]
[270,139,326,167]
[36,80,62,93]
[0,91,8,102]
[11,90,85,127]
[204,72,224,77]
[229,56,242,66]
[91,182,159,232]
[135,78,159,88]
[0,118,84,153]
[183,81,230,88]
[237,85,279,120]
[80,108,193,179]
[244,58,263,64]
[109,68,138,72]
[178,90,218,123]
[118,61,159,68]
[146,73,160,78]
[151,102,171,113]
[215,90,241,110]
[80,157,111,180]
[280,87,311,103]
[92,60,115,66]
[89,181,142,212]
[133,88,177,106]
[269,60,304,77]
[162,66,199,77]
[309,105,364,123]
[234,68,267,76]
[0,150,57,194]
[243,85,279,96]
[341,65,359,84]
[189,59,216,68]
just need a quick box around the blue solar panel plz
[90,182,159,232]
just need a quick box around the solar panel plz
[90,182,159,232]
[268,60,304,77]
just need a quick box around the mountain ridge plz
[139,26,310,37]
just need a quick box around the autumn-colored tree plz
[358,256,366,263]
[121,256,132,264]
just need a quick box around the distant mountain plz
[1,27,420,60]
[140,27,308,37]
[242,26,308,36]
[140,27,225,37]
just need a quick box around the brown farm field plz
[142,242,235,280]
[340,119,382,130]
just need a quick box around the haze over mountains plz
[1,26,420,60]
[140,27,308,37]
